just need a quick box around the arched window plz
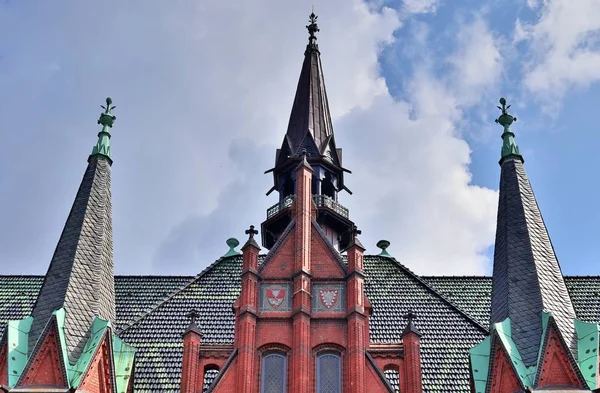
[383,368,400,393]
[316,353,341,393]
[261,353,287,393]
[202,365,219,393]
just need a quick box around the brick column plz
[181,311,202,393]
[402,311,423,393]
[347,237,367,393]
[292,153,313,393]
[236,229,260,393]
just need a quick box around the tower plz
[262,12,354,251]
[180,13,423,393]
[0,98,135,393]
[469,99,598,392]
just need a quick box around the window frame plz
[260,351,287,393]
[315,351,342,393]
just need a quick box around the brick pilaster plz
[236,235,260,393]
[291,156,313,393]
[402,331,423,393]
[347,243,366,393]
[180,317,202,393]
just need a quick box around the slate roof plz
[491,156,578,365]
[2,264,600,392]
[28,155,117,363]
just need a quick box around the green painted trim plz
[469,335,491,393]
[6,316,33,387]
[575,318,599,389]
[52,308,74,383]
[69,317,109,387]
[493,318,533,389]
[112,334,136,393]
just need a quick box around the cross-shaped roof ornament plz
[351,224,362,238]
[245,225,258,240]
[405,309,417,322]
[186,309,200,325]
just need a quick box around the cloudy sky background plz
[1,0,600,276]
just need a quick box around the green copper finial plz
[495,97,522,163]
[91,97,116,161]
[222,237,241,258]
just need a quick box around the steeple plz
[489,98,577,366]
[27,97,117,363]
[263,13,354,251]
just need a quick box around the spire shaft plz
[28,98,117,363]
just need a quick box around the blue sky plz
[1,0,599,276]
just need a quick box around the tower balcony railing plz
[313,195,349,218]
[266,194,296,219]
[266,194,349,219]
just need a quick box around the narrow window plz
[202,366,219,393]
[261,353,286,393]
[316,353,341,393]
[383,369,400,393]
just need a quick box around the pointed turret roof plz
[280,12,340,166]
[489,98,577,366]
[28,97,117,364]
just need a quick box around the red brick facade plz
[180,160,423,392]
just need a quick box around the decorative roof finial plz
[91,97,117,161]
[98,97,117,129]
[376,240,392,257]
[245,225,258,240]
[495,97,516,132]
[222,237,241,258]
[494,97,523,164]
[183,309,201,336]
[402,309,422,337]
[306,11,320,53]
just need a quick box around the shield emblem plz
[266,288,286,309]
[319,289,339,309]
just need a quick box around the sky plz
[1,0,600,277]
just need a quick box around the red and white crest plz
[266,288,286,309]
[319,289,339,309]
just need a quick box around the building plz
[1,12,599,393]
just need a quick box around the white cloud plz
[518,0,600,102]
[403,0,439,14]
[0,0,500,276]
[447,16,503,106]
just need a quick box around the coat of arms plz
[266,288,286,309]
[319,289,339,309]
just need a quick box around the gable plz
[77,334,113,393]
[18,326,66,387]
[489,341,523,393]
[537,328,582,388]
[259,231,295,278]
[310,225,345,279]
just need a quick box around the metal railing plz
[266,194,295,219]
[313,195,349,218]
[266,194,349,219]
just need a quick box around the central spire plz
[262,13,355,251]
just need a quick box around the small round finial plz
[376,240,392,257]
[226,238,240,248]
[106,97,113,106]
[98,97,117,128]
[222,237,241,257]
[499,97,506,106]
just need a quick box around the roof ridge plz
[117,255,240,334]
[383,257,489,334]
